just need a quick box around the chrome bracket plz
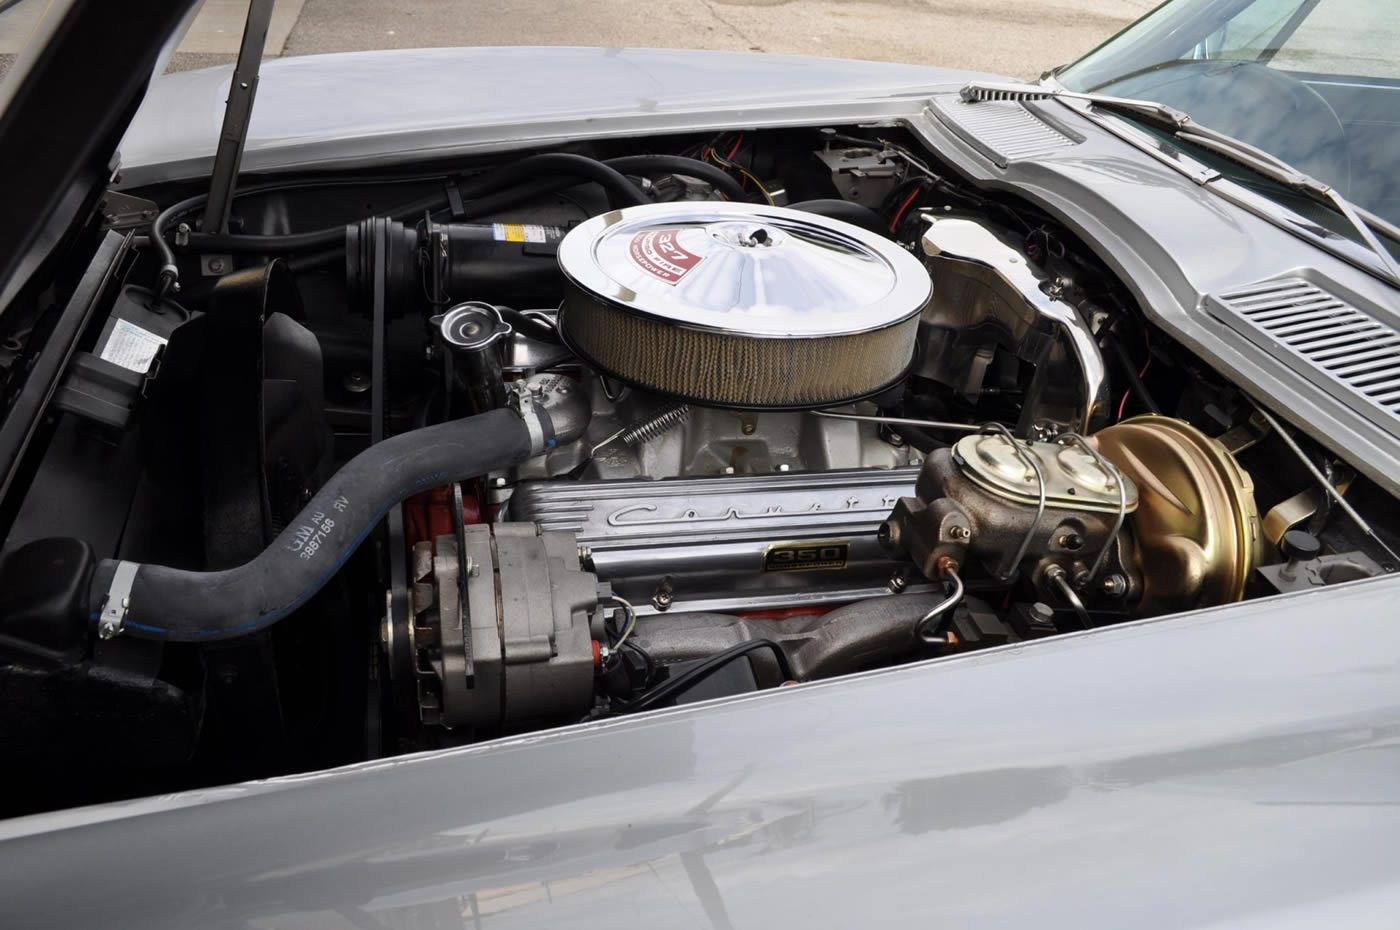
[97,561,140,640]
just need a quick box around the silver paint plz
[3,573,1399,928]
[35,40,1397,930]
[116,47,990,186]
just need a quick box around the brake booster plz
[881,415,1261,618]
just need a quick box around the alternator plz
[399,524,602,729]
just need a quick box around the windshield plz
[1059,0,1400,228]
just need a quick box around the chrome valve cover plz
[509,467,926,615]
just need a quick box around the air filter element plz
[557,202,932,409]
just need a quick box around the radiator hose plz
[89,406,559,642]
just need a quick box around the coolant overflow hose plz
[89,408,543,642]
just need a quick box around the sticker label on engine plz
[762,540,851,573]
[492,223,562,244]
[628,228,703,284]
[99,318,167,374]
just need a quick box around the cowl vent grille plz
[1209,277,1400,426]
[928,94,1080,165]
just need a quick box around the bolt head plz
[1101,574,1128,597]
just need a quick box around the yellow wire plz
[707,149,775,206]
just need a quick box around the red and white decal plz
[628,228,703,284]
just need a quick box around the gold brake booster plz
[881,415,1260,617]
[1094,415,1260,613]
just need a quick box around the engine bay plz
[1,125,1397,817]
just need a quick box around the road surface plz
[0,0,1156,80]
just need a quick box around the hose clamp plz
[98,560,140,640]
[507,382,554,456]
[517,389,546,455]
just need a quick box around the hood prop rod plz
[162,0,274,294]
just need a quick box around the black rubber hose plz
[889,423,952,453]
[169,153,652,256]
[455,152,650,209]
[451,176,569,222]
[621,639,794,714]
[149,194,207,295]
[495,306,563,344]
[790,199,886,233]
[604,154,750,203]
[1106,332,1161,415]
[452,155,751,218]
[88,408,533,642]
[181,191,446,255]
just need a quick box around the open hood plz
[0,0,200,309]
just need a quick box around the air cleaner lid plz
[557,202,931,338]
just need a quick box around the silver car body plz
[3,572,1398,928]
[1,46,1396,928]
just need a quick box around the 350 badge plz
[762,540,851,573]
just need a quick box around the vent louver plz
[1209,277,1400,426]
[928,94,1080,165]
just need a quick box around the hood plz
[2,572,1399,928]
[117,46,991,187]
[0,0,199,308]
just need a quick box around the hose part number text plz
[287,496,349,560]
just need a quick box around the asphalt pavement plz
[274,0,1155,77]
[1,0,1157,80]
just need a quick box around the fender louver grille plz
[928,94,1080,166]
[1208,277,1400,426]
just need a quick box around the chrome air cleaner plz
[556,202,931,409]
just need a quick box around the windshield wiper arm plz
[961,80,1195,132]
[959,81,1400,288]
